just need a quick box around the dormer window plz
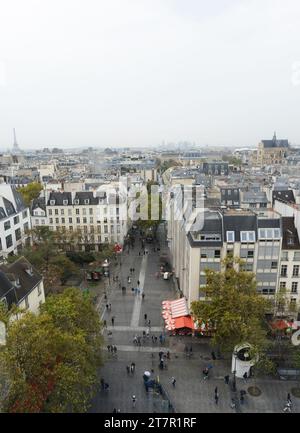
[226,231,235,243]
[84,199,90,204]
[74,199,79,205]
[50,200,55,206]
[63,200,68,205]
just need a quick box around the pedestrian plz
[111,316,115,326]
[287,393,292,404]
[171,377,176,387]
[126,365,130,374]
[132,395,136,408]
[224,375,230,385]
[159,334,163,344]
[101,378,105,389]
[137,280,140,286]
[146,328,150,338]
[215,393,219,405]
[142,293,145,300]
[113,408,117,413]
[203,368,209,380]
[214,386,218,395]
[230,398,236,409]
[133,268,135,273]
[103,319,107,328]
[243,372,248,383]
[189,346,193,357]
[184,345,188,357]
[104,294,107,301]
[283,401,292,412]
[104,383,110,391]
[167,351,170,360]
[240,393,244,405]
[131,362,136,373]
[211,351,216,360]
[154,336,158,343]
[107,345,111,352]
[106,303,109,310]
[109,303,112,311]
[114,345,117,354]
[148,319,151,327]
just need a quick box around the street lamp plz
[232,350,238,392]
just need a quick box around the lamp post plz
[232,350,238,392]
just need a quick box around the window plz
[104,225,108,234]
[14,215,19,225]
[90,217,93,224]
[69,218,72,224]
[294,252,300,261]
[63,200,68,206]
[83,217,87,224]
[82,208,86,215]
[247,251,254,258]
[4,221,11,231]
[201,253,207,259]
[259,228,280,240]
[76,217,80,224]
[281,265,288,277]
[89,208,93,215]
[292,282,298,293]
[280,282,286,290]
[6,235,13,248]
[293,265,299,277]
[55,218,59,224]
[23,223,29,233]
[214,250,221,258]
[74,199,79,205]
[35,219,39,225]
[76,209,80,215]
[240,231,255,243]
[226,231,235,243]
[22,210,27,219]
[48,209,52,216]
[61,209,64,215]
[50,200,55,206]
[281,252,289,261]
[83,226,88,233]
[200,234,221,241]
[61,218,65,224]
[68,209,72,216]
[55,209,58,215]
[271,261,278,270]
[49,218,53,224]
[15,228,21,241]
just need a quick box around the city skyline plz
[0,0,300,149]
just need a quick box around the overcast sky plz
[0,0,300,149]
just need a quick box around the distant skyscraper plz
[12,128,20,154]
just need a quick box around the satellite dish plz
[0,321,6,346]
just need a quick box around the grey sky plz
[0,0,300,149]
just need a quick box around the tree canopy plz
[17,182,43,207]
[191,258,272,354]
[0,288,103,413]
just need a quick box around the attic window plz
[84,199,90,204]
[287,237,295,245]
[25,267,33,276]
[63,200,68,205]
[50,200,55,205]
[74,199,79,205]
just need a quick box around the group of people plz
[107,344,117,355]
[159,350,170,369]
[126,362,136,375]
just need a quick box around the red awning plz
[174,316,195,330]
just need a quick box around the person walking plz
[283,401,292,412]
[287,393,292,404]
[230,398,236,409]
[166,351,170,360]
[211,351,216,360]
[109,303,112,311]
[203,368,209,380]
[224,375,230,385]
[171,377,176,387]
[137,280,140,287]
[100,378,105,389]
[243,372,248,383]
[144,313,147,323]
[103,320,107,328]
[214,392,219,405]
[148,319,151,328]
[107,345,111,352]
[142,293,145,300]
[126,365,130,374]
[214,387,218,395]
[189,346,193,358]
[111,316,115,326]
[132,395,136,408]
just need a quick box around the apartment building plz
[31,188,128,251]
[0,256,45,314]
[167,188,289,312]
[0,183,31,263]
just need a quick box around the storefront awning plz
[174,316,195,330]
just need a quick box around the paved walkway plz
[91,224,300,414]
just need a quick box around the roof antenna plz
[273,131,277,141]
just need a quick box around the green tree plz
[17,182,43,207]
[0,288,103,413]
[191,257,272,354]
